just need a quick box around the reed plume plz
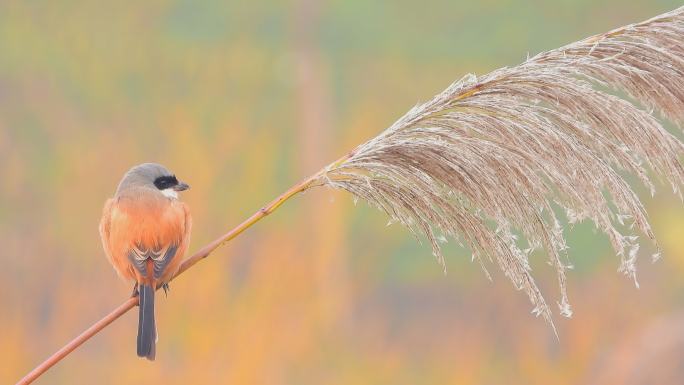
[317,7,684,329]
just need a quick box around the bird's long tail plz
[137,283,156,360]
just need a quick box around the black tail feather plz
[137,284,156,360]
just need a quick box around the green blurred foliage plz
[1,1,684,384]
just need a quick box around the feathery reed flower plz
[319,7,684,329]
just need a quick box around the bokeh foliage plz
[1,1,684,384]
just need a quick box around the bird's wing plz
[128,242,179,280]
[178,201,192,261]
[99,199,115,265]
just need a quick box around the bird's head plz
[116,163,190,199]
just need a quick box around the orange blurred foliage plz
[1,1,684,384]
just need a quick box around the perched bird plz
[99,163,192,360]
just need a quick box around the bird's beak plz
[173,182,190,191]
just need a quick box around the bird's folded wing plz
[128,243,179,279]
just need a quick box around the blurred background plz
[1,1,684,384]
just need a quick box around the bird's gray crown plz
[116,163,174,194]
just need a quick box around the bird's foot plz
[162,283,170,298]
[130,282,139,298]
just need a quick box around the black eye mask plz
[153,175,178,190]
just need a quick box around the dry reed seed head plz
[320,6,684,328]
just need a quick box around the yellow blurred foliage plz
[1,1,684,384]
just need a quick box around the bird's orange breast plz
[100,188,191,283]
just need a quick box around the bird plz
[99,163,192,360]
